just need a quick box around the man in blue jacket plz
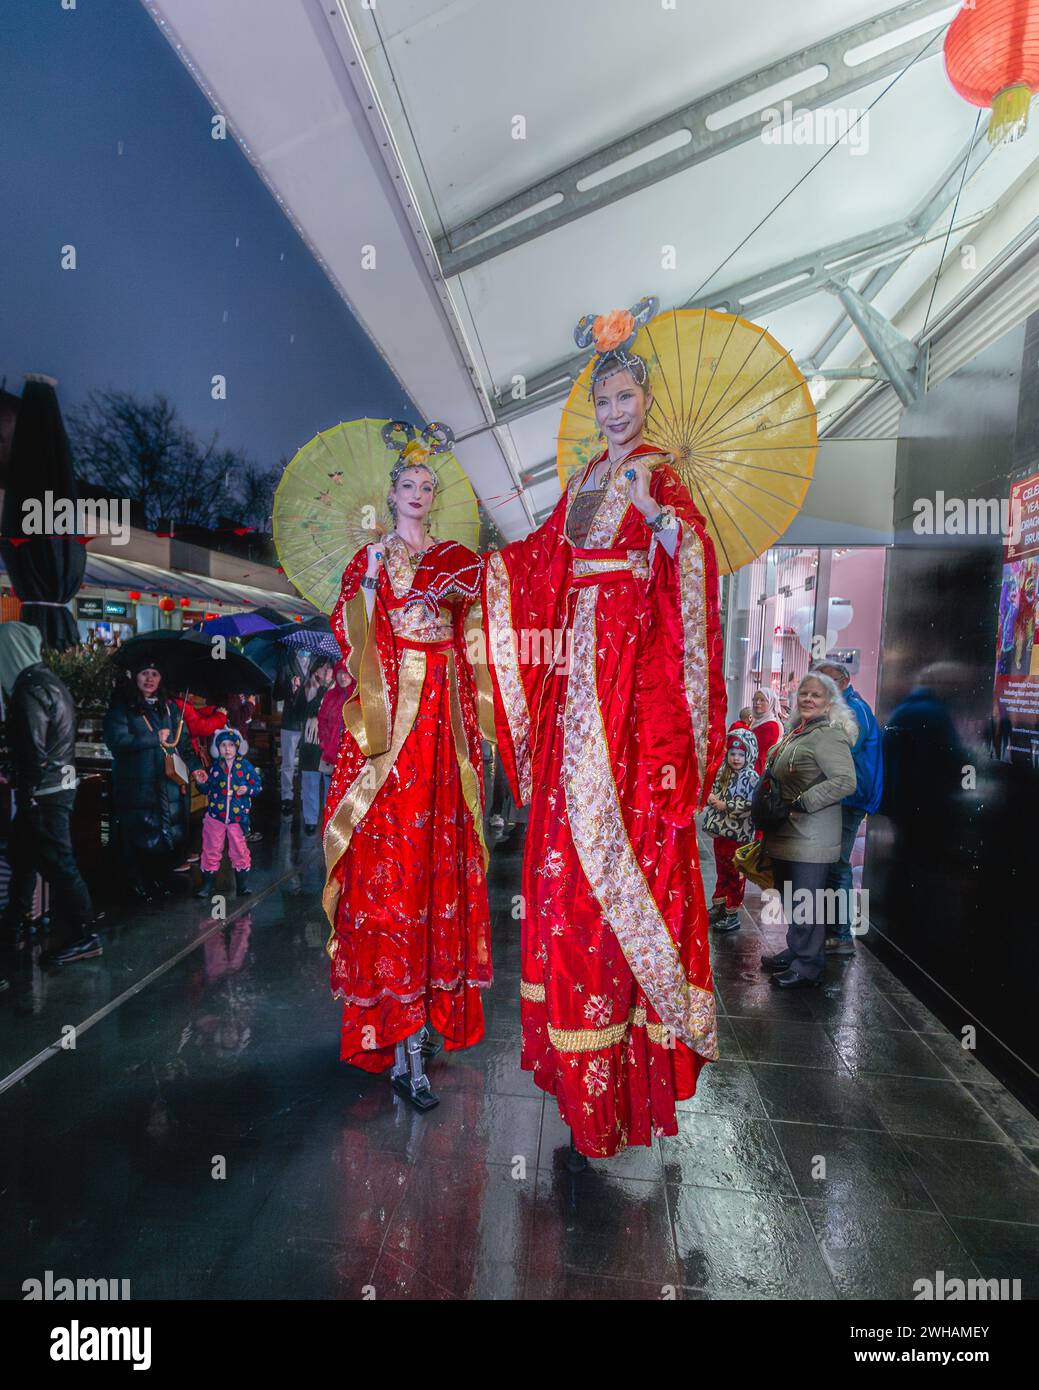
[813,661,883,956]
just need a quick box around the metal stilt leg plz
[390,1027,439,1111]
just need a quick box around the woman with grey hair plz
[759,671,857,987]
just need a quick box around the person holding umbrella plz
[103,656,202,901]
[105,631,271,900]
[300,658,334,833]
[478,302,726,1158]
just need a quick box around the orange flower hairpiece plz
[592,309,636,353]
[574,296,658,357]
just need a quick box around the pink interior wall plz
[825,548,886,707]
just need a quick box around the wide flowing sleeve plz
[643,464,727,817]
[481,490,571,807]
[331,546,371,672]
[331,544,395,758]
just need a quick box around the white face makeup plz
[391,466,436,523]
[593,368,651,453]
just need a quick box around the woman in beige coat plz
[760,672,857,987]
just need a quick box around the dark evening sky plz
[0,0,414,471]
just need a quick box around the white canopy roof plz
[144,0,1039,539]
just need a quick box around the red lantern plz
[945,1,1039,145]
[158,596,176,613]
[128,590,141,601]
[179,597,190,607]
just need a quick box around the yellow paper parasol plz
[273,418,481,614]
[557,308,817,575]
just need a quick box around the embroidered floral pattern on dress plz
[535,848,566,879]
[584,1056,610,1097]
[483,444,724,1156]
[676,523,711,803]
[584,994,612,1027]
[484,550,532,802]
[562,589,718,1060]
[323,539,493,1072]
[390,602,453,643]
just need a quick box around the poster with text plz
[994,470,1039,762]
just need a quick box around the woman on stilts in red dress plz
[481,299,726,1158]
[322,423,492,1109]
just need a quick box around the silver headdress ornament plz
[574,296,658,394]
[381,419,453,483]
[381,420,454,520]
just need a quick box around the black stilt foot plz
[390,1073,440,1111]
[566,1131,589,1173]
[390,1030,440,1111]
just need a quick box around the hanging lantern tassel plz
[990,82,1034,144]
[944,1,1039,147]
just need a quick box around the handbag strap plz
[140,709,185,744]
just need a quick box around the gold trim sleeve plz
[464,601,498,746]
[448,649,489,871]
[484,550,532,804]
[561,590,718,1061]
[322,647,427,938]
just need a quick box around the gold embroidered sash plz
[323,640,488,945]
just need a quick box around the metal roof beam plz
[489,220,966,425]
[804,127,992,367]
[436,0,955,276]
[491,130,992,427]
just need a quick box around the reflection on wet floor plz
[1,821,1038,1300]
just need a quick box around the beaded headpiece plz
[574,296,658,395]
[381,420,454,482]
[381,421,453,518]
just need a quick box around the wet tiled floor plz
[1,821,1037,1300]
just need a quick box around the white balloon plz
[828,597,853,632]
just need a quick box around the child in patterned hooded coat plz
[702,726,759,934]
[193,727,262,899]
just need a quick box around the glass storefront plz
[724,544,887,897]
[725,544,887,721]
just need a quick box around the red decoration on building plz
[944,0,1039,144]
[179,597,191,607]
[158,596,176,613]
[128,591,141,601]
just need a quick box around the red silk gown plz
[323,534,492,1072]
[482,443,726,1156]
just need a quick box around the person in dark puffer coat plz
[103,657,201,901]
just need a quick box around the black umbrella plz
[111,630,272,700]
[243,617,336,688]
[0,375,86,649]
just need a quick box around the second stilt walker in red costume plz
[481,299,727,1157]
[322,422,492,1110]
